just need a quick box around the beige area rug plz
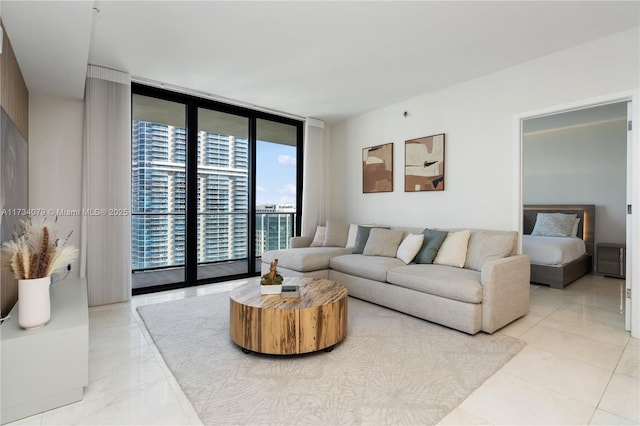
[137,292,524,425]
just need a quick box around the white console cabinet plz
[1,277,88,424]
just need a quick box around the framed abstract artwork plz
[362,143,393,193]
[404,133,445,192]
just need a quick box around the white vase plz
[18,276,51,330]
[261,284,282,295]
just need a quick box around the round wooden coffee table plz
[229,277,348,355]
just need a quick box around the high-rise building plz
[132,122,187,270]
[132,121,293,271]
[132,121,249,270]
[196,131,249,263]
[255,204,296,256]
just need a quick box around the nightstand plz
[597,242,626,278]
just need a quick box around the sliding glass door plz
[131,84,302,293]
[255,119,299,263]
[196,109,250,280]
[131,95,187,289]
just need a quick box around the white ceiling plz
[1,1,639,123]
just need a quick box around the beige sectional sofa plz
[261,222,530,335]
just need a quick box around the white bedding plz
[522,235,587,266]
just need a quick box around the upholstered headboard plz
[523,204,595,255]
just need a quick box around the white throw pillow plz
[309,226,326,247]
[433,230,471,268]
[396,233,425,264]
[345,224,359,248]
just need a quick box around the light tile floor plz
[442,274,639,425]
[8,274,639,425]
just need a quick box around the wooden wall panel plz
[1,19,29,317]
[1,269,18,318]
[1,19,29,140]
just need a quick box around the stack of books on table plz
[281,285,300,299]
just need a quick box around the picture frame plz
[404,133,445,192]
[362,143,393,193]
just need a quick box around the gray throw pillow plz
[324,221,351,247]
[531,213,577,237]
[414,229,448,264]
[363,229,405,257]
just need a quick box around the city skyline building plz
[255,203,296,256]
[131,120,295,271]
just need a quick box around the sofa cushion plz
[262,247,352,272]
[387,264,483,303]
[434,230,471,268]
[396,233,424,264]
[310,226,326,247]
[330,254,405,282]
[352,225,388,254]
[464,230,517,271]
[363,228,405,257]
[414,229,448,264]
[324,221,351,247]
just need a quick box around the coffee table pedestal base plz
[229,278,347,355]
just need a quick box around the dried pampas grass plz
[1,218,78,280]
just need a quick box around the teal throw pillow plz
[352,226,374,254]
[414,229,448,264]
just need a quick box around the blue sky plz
[255,141,296,206]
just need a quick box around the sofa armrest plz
[290,236,313,248]
[480,254,530,333]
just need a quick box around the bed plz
[523,205,595,289]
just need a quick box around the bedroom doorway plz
[515,91,638,338]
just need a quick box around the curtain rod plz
[132,76,306,122]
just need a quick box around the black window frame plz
[131,83,304,295]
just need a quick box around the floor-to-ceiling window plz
[196,109,250,281]
[255,119,299,259]
[131,84,303,293]
[131,95,187,286]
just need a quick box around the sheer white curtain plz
[80,65,132,306]
[301,118,326,237]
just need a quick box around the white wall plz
[28,94,83,277]
[523,119,627,244]
[327,27,639,231]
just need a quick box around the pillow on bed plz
[571,218,581,237]
[531,213,577,237]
